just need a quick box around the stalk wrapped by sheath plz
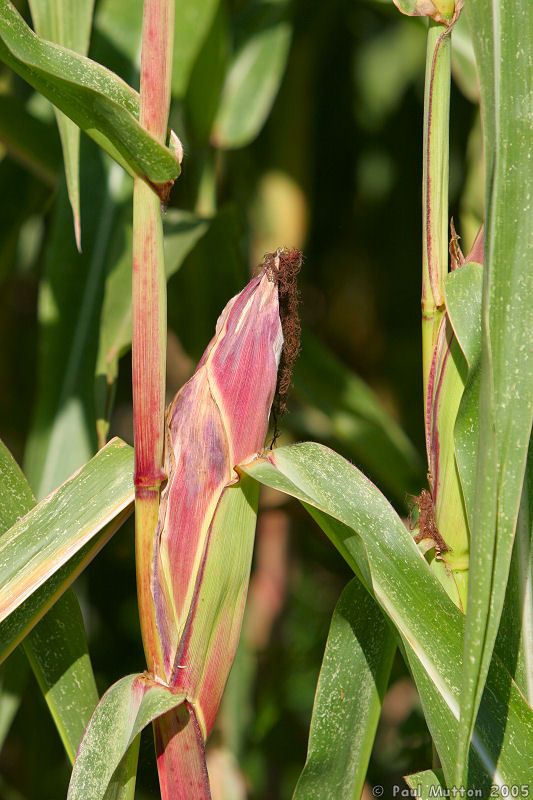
[149,248,301,798]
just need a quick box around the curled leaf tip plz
[169,129,184,165]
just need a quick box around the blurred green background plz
[0,0,481,797]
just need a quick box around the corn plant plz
[0,0,531,798]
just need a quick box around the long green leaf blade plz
[96,209,209,408]
[25,152,125,497]
[0,439,101,759]
[0,0,180,190]
[404,769,446,798]
[0,441,35,528]
[212,0,292,149]
[0,510,130,666]
[293,578,396,800]
[23,592,99,762]
[67,674,185,800]
[28,0,95,248]
[0,438,134,624]
[241,443,533,787]
[498,445,533,701]
[172,0,219,98]
[457,2,533,782]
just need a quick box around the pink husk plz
[155,705,211,800]
[154,270,283,678]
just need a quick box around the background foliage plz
[0,0,481,797]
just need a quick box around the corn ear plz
[149,249,300,794]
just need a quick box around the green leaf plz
[172,0,220,98]
[445,261,482,550]
[94,0,142,71]
[451,12,478,103]
[212,1,292,149]
[292,331,424,505]
[28,0,96,248]
[445,262,483,372]
[67,674,185,800]
[497,443,533,702]
[0,93,61,186]
[457,2,533,782]
[293,578,396,800]
[0,0,180,190]
[0,439,101,759]
[185,1,229,146]
[241,443,533,788]
[23,593,99,762]
[404,769,446,797]
[23,4,141,488]
[0,512,130,666]
[0,438,133,627]
[95,207,208,443]
[24,149,125,498]
[0,441,35,531]
[96,209,209,387]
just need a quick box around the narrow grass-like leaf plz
[445,261,482,533]
[95,206,208,445]
[451,12,478,102]
[0,509,131,666]
[172,0,219,98]
[24,151,125,498]
[293,578,396,800]
[96,209,208,391]
[424,312,469,609]
[497,445,533,702]
[241,443,533,787]
[0,439,101,759]
[457,3,533,781]
[23,592,99,762]
[185,2,229,146]
[0,435,131,670]
[0,441,35,528]
[67,673,185,800]
[445,262,483,371]
[28,0,95,248]
[0,0,180,191]
[94,0,142,72]
[404,769,446,797]
[212,0,292,149]
[0,438,133,624]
